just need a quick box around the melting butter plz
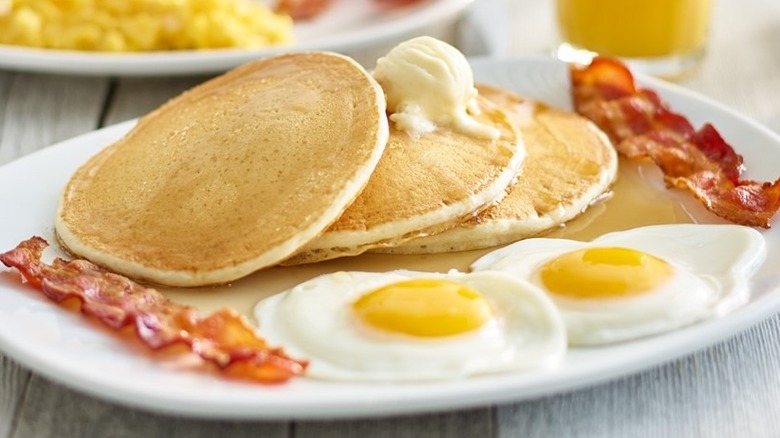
[373,36,499,139]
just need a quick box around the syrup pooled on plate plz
[163,159,707,320]
[549,159,698,241]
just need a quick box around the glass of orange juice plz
[555,0,713,78]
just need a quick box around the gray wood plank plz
[11,376,290,438]
[295,408,493,438]
[0,73,108,166]
[678,0,780,135]
[0,355,29,438]
[103,76,210,126]
[496,314,780,438]
[0,72,12,139]
[0,71,109,438]
[0,71,25,438]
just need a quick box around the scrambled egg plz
[0,0,294,51]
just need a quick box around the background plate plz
[0,57,779,419]
[0,0,471,76]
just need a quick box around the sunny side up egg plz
[471,224,766,346]
[254,270,567,381]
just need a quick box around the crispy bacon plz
[0,237,307,383]
[571,56,780,228]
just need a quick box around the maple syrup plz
[162,159,721,319]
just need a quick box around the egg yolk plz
[352,279,493,337]
[539,247,673,299]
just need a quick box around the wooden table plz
[1,0,779,436]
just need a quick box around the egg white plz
[471,224,766,346]
[253,270,566,381]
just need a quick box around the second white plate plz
[0,0,471,76]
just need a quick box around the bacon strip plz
[0,237,307,383]
[571,56,780,228]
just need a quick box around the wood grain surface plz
[1,0,779,436]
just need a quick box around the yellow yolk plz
[539,247,673,299]
[352,279,493,337]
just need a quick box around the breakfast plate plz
[1,57,780,419]
[0,0,471,76]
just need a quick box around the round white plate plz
[0,0,471,76]
[1,57,780,420]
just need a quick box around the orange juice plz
[556,0,712,58]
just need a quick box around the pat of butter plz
[373,36,499,139]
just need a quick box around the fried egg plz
[254,270,566,381]
[471,224,766,346]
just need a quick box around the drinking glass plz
[555,0,713,78]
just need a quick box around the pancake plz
[376,84,618,254]
[282,93,524,265]
[55,52,389,287]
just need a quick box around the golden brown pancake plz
[376,84,618,254]
[55,52,389,286]
[282,93,524,265]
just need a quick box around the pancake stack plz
[55,40,618,287]
[283,92,524,265]
[55,52,388,287]
[377,85,618,254]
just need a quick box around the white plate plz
[0,0,471,76]
[1,57,780,420]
